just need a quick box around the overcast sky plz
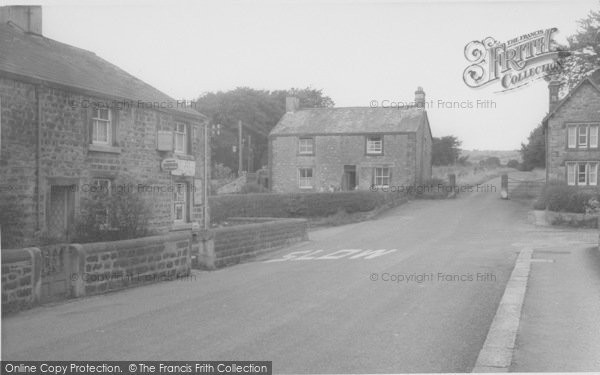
[9,0,599,150]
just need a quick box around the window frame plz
[92,108,112,145]
[366,135,384,155]
[578,125,588,148]
[374,167,390,188]
[298,137,315,155]
[567,123,600,149]
[566,161,599,186]
[298,167,314,189]
[173,182,189,223]
[91,178,112,229]
[174,122,188,154]
[590,125,599,148]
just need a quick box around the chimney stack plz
[286,96,300,113]
[0,6,42,35]
[415,86,425,108]
[548,80,561,111]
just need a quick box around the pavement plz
[2,173,599,373]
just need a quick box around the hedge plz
[208,191,407,224]
[533,181,600,213]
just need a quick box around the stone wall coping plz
[75,232,192,255]
[212,217,307,235]
[1,247,39,263]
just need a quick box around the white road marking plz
[264,249,398,263]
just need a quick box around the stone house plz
[543,69,600,188]
[0,6,209,246]
[268,88,433,193]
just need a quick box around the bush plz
[239,183,268,194]
[534,181,599,213]
[73,180,153,243]
[0,200,26,249]
[507,159,520,169]
[209,190,406,224]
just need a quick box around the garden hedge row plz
[533,182,600,213]
[208,191,407,224]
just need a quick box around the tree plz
[507,159,520,169]
[479,156,501,168]
[195,87,334,172]
[432,136,462,166]
[553,4,600,92]
[520,124,545,171]
[457,155,471,166]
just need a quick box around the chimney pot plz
[286,97,300,113]
[0,5,43,35]
[548,80,561,111]
[415,86,426,108]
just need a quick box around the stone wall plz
[0,76,208,248]
[1,247,41,313]
[546,81,600,185]
[195,218,308,269]
[1,233,192,313]
[70,232,192,297]
[269,133,417,193]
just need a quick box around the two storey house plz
[0,6,209,246]
[543,69,600,188]
[268,88,433,193]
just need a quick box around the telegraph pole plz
[238,120,243,176]
[247,134,252,173]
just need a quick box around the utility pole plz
[247,134,252,173]
[238,120,243,176]
[203,123,209,230]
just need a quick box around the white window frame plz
[173,182,188,223]
[567,126,577,149]
[298,137,314,155]
[567,163,576,186]
[578,163,587,185]
[374,167,390,187]
[566,161,598,186]
[298,168,313,189]
[589,163,598,186]
[590,125,599,148]
[366,136,383,155]
[92,108,111,145]
[568,123,600,149]
[578,125,588,148]
[174,123,188,154]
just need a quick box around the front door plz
[47,185,75,241]
[342,165,357,191]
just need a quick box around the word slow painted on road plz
[265,249,398,263]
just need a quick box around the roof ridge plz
[4,23,98,57]
[0,23,203,118]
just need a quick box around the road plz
[2,176,599,373]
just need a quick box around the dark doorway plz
[342,165,357,191]
[47,185,75,241]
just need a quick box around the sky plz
[7,0,600,150]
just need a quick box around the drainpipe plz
[36,85,43,232]
[203,121,209,230]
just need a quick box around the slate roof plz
[542,69,600,125]
[270,107,428,136]
[0,23,203,118]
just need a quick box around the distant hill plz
[460,150,521,165]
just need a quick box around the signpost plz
[161,158,179,172]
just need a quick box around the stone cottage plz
[0,6,209,246]
[543,69,600,188]
[268,88,433,193]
